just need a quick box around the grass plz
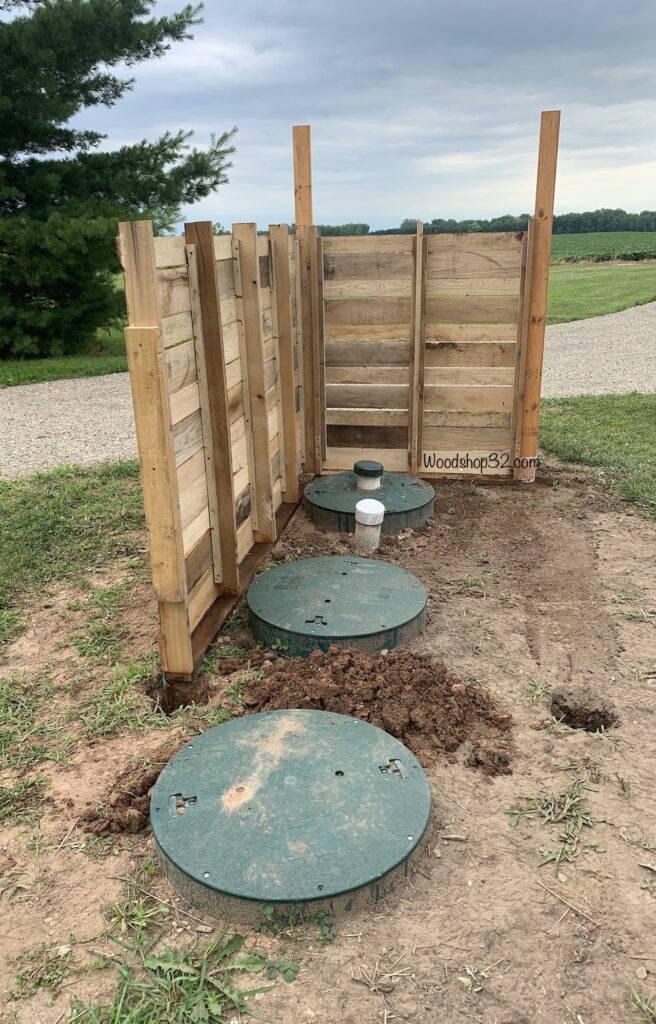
[540,394,656,517]
[631,989,656,1023]
[0,325,127,389]
[0,673,76,769]
[0,462,143,648]
[551,231,656,263]
[507,776,598,870]
[547,262,656,324]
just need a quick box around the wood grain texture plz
[425,341,515,367]
[326,383,408,409]
[233,222,276,542]
[293,125,313,226]
[164,339,198,394]
[325,341,409,367]
[154,236,187,269]
[268,224,298,499]
[185,221,240,594]
[425,322,518,343]
[326,408,407,427]
[324,297,412,326]
[324,447,408,472]
[423,385,513,414]
[518,111,560,477]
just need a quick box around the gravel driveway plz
[1,302,654,478]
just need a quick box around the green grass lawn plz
[540,393,656,517]
[547,261,656,324]
[0,325,127,388]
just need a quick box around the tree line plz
[317,210,656,236]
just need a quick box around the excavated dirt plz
[244,646,513,775]
[81,741,179,834]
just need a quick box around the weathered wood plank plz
[325,408,408,427]
[324,446,408,472]
[164,339,198,394]
[325,366,406,385]
[327,424,408,449]
[425,296,519,324]
[424,341,515,367]
[156,265,191,318]
[323,251,413,282]
[161,311,194,348]
[323,278,413,299]
[425,276,521,298]
[185,530,213,592]
[422,426,512,450]
[173,409,203,468]
[423,385,514,414]
[324,297,412,326]
[213,235,232,261]
[423,409,511,428]
[324,341,409,367]
[187,568,220,633]
[270,224,300,502]
[233,222,276,542]
[322,237,413,255]
[185,221,240,594]
[425,322,518,343]
[325,323,411,343]
[154,235,187,269]
[293,124,313,226]
[326,383,408,409]
[424,366,515,386]
[169,380,201,426]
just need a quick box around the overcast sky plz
[81,0,656,229]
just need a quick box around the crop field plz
[551,231,656,262]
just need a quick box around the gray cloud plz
[78,0,656,228]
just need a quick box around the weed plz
[70,579,137,665]
[70,834,117,859]
[78,656,161,737]
[0,774,47,824]
[631,988,656,1023]
[458,965,485,994]
[266,958,301,983]
[526,678,551,705]
[507,776,598,870]
[69,933,270,1023]
[313,910,337,946]
[0,673,75,769]
[11,942,78,1000]
[641,880,656,897]
[271,638,288,653]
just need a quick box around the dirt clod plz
[244,646,513,774]
[82,742,178,833]
[550,690,618,733]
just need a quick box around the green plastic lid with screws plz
[150,709,431,912]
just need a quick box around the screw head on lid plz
[353,460,384,478]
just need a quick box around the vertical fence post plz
[517,110,560,482]
[511,222,534,466]
[117,220,193,676]
[233,223,276,542]
[293,125,313,227]
[296,224,323,474]
[408,223,427,475]
[184,221,240,594]
[269,224,301,502]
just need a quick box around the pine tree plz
[0,0,236,357]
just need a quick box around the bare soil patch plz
[245,646,513,774]
[2,458,656,1024]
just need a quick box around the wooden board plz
[322,237,413,255]
[324,323,411,343]
[153,236,187,269]
[325,341,409,367]
[324,447,408,472]
[327,424,408,449]
[323,251,413,282]
[425,341,515,367]
[424,367,515,386]
[423,385,513,414]
[326,383,408,409]
[164,339,198,394]
[324,297,412,326]
[425,323,518,342]
[325,408,407,427]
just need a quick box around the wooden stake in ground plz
[293,125,313,227]
[516,110,561,482]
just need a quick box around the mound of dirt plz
[82,742,179,834]
[244,647,513,775]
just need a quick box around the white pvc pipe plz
[354,499,385,554]
[356,474,382,491]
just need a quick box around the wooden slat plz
[161,311,194,348]
[216,257,236,300]
[324,447,408,472]
[156,265,190,318]
[154,236,187,269]
[293,125,313,226]
[237,518,255,562]
[326,383,408,409]
[424,367,515,386]
[425,276,520,298]
[324,297,412,326]
[327,425,408,449]
[422,426,512,450]
[323,251,413,282]
[424,341,515,367]
[425,323,518,343]
[326,408,407,427]
[213,235,232,261]
[409,225,426,474]
[325,341,409,367]
[512,224,534,465]
[158,600,193,676]
[173,409,203,468]
[164,339,198,394]
[188,568,219,633]
[325,324,411,343]
[323,278,413,299]
[326,366,409,384]
[423,385,513,414]
[177,449,207,530]
[185,221,240,595]
[233,222,276,542]
[424,409,511,428]
[268,222,298,501]
[185,530,213,592]
[425,296,519,324]
[169,380,200,426]
[518,111,560,480]
[322,237,413,255]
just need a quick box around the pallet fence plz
[118,113,559,676]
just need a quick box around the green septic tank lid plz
[304,472,435,535]
[354,460,384,478]
[247,556,427,657]
[150,709,431,908]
